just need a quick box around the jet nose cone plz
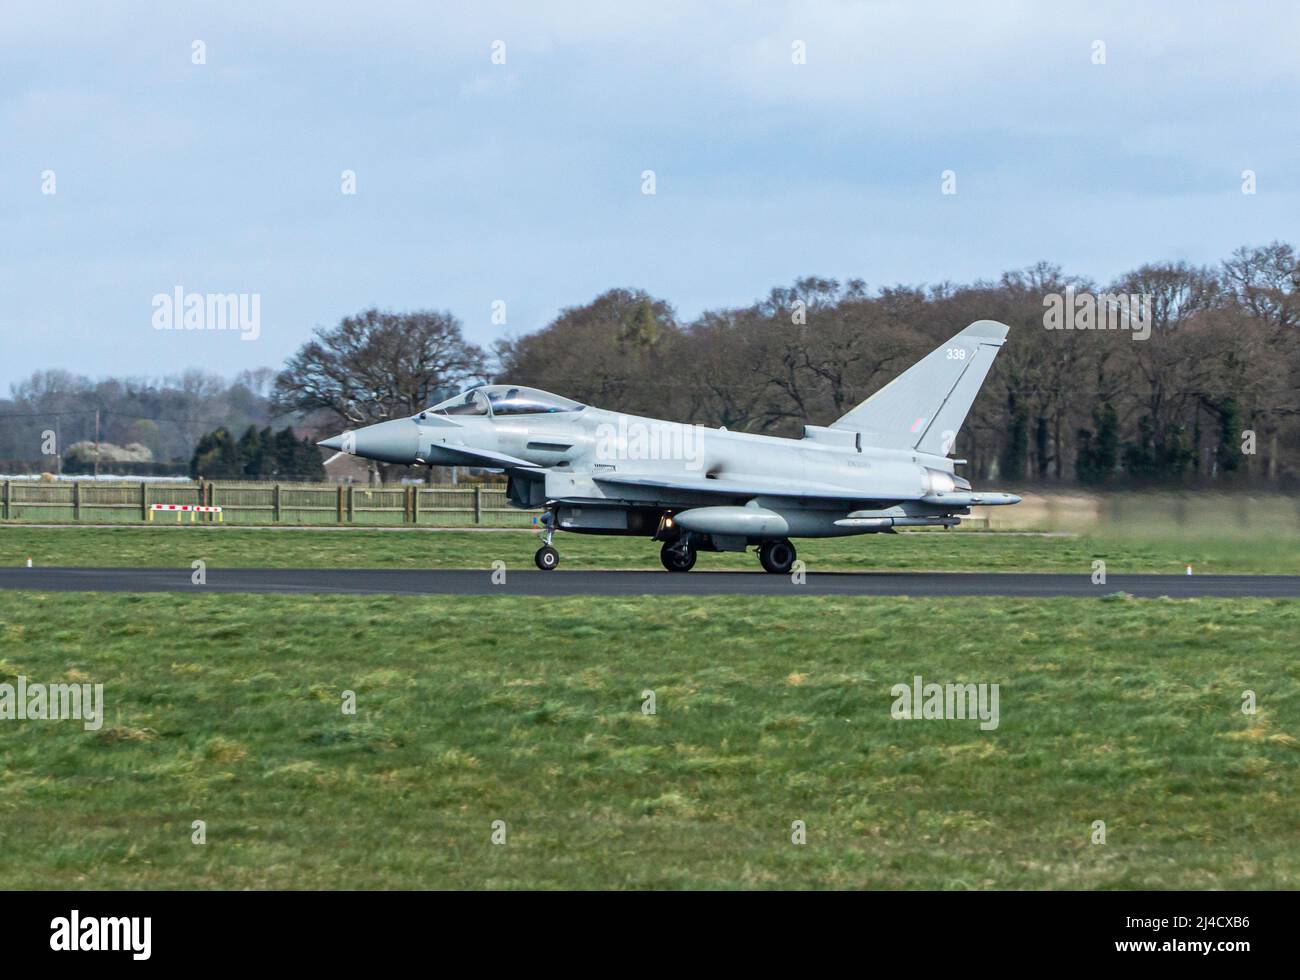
[323,418,420,464]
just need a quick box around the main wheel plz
[758,538,797,574]
[535,545,559,571]
[660,540,697,572]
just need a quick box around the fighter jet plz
[319,320,1020,572]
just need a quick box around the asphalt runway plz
[0,567,1297,598]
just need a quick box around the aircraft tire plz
[535,546,560,571]
[758,538,797,574]
[660,541,697,572]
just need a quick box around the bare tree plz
[1221,242,1300,330]
[273,309,487,426]
[493,288,677,418]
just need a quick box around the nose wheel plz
[758,538,797,574]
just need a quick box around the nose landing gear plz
[534,509,560,571]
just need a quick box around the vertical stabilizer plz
[829,320,1009,455]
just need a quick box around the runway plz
[1,567,1297,598]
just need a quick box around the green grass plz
[0,592,1296,889]
[2,525,1298,574]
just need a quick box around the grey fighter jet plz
[319,320,1020,572]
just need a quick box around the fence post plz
[273,483,281,522]
[412,485,420,525]
[140,482,148,521]
[474,485,483,524]
[346,485,355,523]
[2,480,9,521]
[73,481,81,521]
[336,485,344,524]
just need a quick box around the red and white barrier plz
[148,504,223,522]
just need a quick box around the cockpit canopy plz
[424,385,585,418]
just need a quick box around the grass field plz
[0,591,1296,889]
[2,525,1299,574]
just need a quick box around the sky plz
[2,0,1298,391]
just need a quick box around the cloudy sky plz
[3,1,1297,389]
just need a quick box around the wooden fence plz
[0,480,536,527]
[2,480,1297,533]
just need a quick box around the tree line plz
[0,370,275,476]
[7,241,1297,487]
[189,425,324,481]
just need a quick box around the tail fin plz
[830,319,1008,455]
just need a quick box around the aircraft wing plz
[592,472,880,502]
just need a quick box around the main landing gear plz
[656,534,797,574]
[660,538,697,573]
[758,538,797,574]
